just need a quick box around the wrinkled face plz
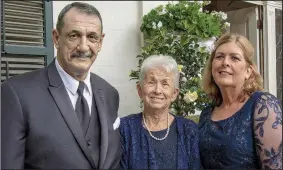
[137,67,179,112]
[212,42,251,89]
[52,8,104,79]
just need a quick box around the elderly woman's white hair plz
[139,55,180,88]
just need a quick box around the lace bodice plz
[198,91,282,169]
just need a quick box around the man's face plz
[52,8,104,80]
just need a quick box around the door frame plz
[262,1,282,96]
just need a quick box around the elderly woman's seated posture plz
[199,33,282,169]
[119,55,200,169]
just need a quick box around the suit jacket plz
[1,60,121,169]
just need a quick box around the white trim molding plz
[263,4,278,96]
[265,1,282,10]
[245,1,264,6]
[245,1,282,10]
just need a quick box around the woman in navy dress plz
[199,33,282,169]
[120,55,201,169]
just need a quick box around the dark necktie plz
[75,81,90,136]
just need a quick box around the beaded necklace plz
[142,112,170,141]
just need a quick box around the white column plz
[263,2,277,96]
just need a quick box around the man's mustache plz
[71,51,93,58]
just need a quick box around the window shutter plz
[1,1,4,51]
[1,55,45,82]
[1,0,53,82]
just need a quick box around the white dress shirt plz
[55,58,92,115]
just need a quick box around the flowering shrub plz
[130,1,229,116]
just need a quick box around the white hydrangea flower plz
[211,11,217,16]
[220,12,227,20]
[197,41,206,48]
[211,11,227,20]
[215,11,227,20]
[198,38,214,52]
[197,1,202,5]
[181,77,187,82]
[184,91,198,103]
[160,8,167,15]
[157,21,163,28]
[205,1,211,4]
[200,38,215,52]
[152,22,157,29]
[224,22,230,28]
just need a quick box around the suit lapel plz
[91,79,109,169]
[47,60,96,169]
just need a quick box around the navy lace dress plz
[198,91,282,169]
[120,113,201,169]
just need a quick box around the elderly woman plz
[119,55,200,169]
[199,33,282,169]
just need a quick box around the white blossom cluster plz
[152,21,163,29]
[184,91,198,103]
[198,37,216,52]
[223,22,230,28]
[211,11,227,20]
[159,8,167,15]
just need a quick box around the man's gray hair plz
[139,55,180,88]
[56,2,103,34]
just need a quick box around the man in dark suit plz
[1,2,121,169]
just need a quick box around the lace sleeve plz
[253,92,282,169]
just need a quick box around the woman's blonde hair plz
[202,33,263,106]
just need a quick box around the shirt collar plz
[55,57,92,96]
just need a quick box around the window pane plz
[276,8,282,103]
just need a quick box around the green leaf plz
[180,35,190,46]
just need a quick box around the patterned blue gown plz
[198,91,282,169]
